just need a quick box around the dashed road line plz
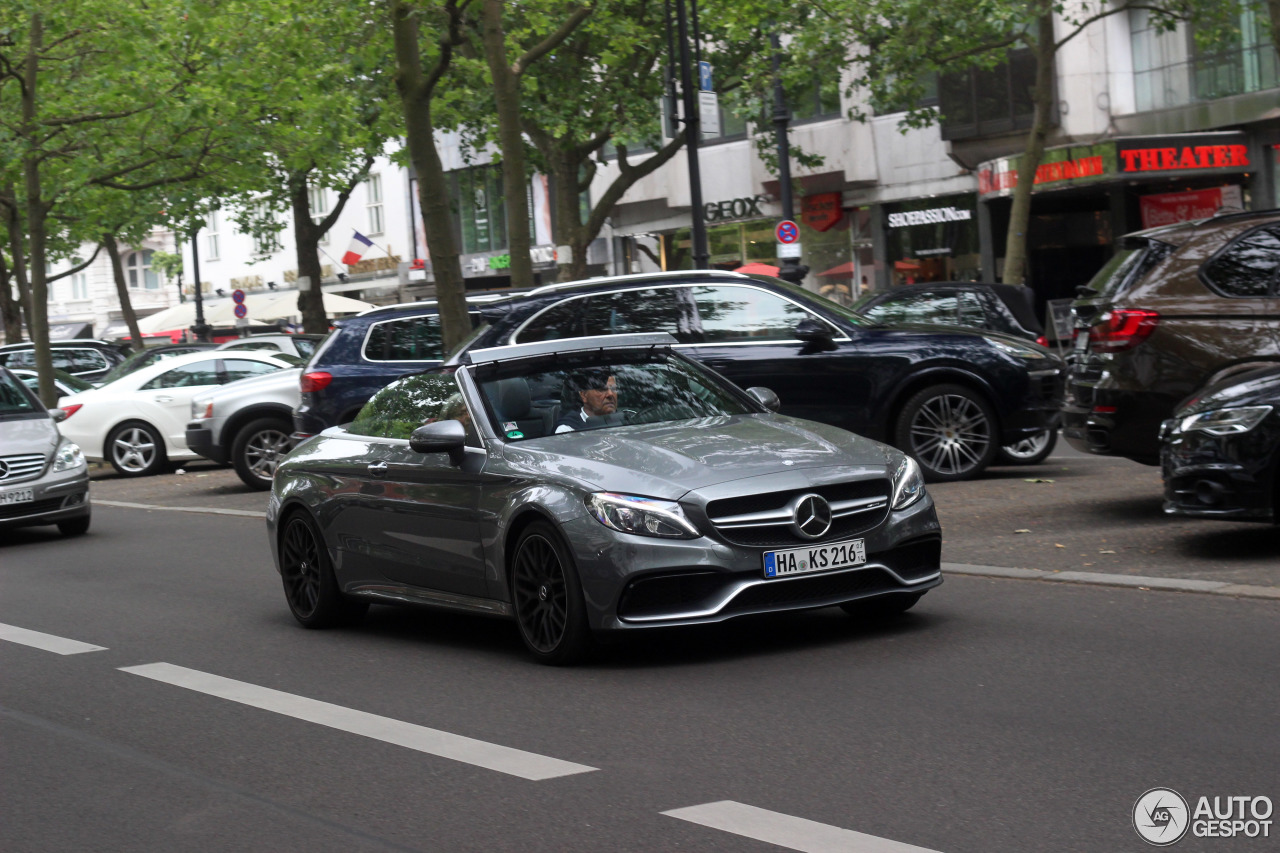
[0,622,106,655]
[118,662,596,781]
[663,801,944,852]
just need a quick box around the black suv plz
[462,271,1063,481]
[0,339,131,383]
[852,282,1049,346]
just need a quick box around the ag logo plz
[1134,788,1190,846]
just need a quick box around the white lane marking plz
[663,801,944,853]
[119,662,596,781]
[0,623,106,655]
[95,500,262,518]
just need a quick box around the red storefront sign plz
[1139,186,1243,229]
[1120,144,1249,173]
[801,192,843,232]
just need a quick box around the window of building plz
[788,74,842,123]
[71,272,89,301]
[938,47,1040,141]
[205,212,220,261]
[366,174,385,235]
[310,185,329,244]
[447,166,507,255]
[250,203,283,257]
[125,250,161,290]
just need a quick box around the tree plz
[817,0,1219,286]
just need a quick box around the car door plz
[136,358,224,448]
[334,372,488,597]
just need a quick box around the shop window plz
[125,250,161,290]
[1203,225,1280,297]
[363,315,444,361]
[448,166,507,255]
[938,47,1041,141]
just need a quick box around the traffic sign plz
[698,61,713,92]
[775,220,800,244]
[233,303,248,319]
[231,289,246,304]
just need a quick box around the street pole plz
[674,0,708,268]
[189,223,210,342]
[770,32,808,284]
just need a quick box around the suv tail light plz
[1036,335,1049,348]
[300,371,332,393]
[1089,309,1159,353]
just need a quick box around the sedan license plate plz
[1073,330,1089,353]
[764,539,865,579]
[0,488,34,506]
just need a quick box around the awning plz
[136,291,374,333]
[735,262,780,276]
[817,262,855,277]
[48,322,94,341]
[894,260,922,271]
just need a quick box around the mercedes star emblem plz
[791,493,833,539]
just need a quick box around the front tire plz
[57,512,91,536]
[106,421,167,477]
[997,428,1057,465]
[894,384,998,482]
[510,521,592,666]
[279,512,368,628]
[232,417,294,490]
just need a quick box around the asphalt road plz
[3,504,1277,852]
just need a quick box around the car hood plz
[500,413,900,499]
[1176,367,1280,416]
[0,414,61,455]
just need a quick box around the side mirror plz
[49,408,68,423]
[409,419,467,465]
[746,387,781,412]
[794,317,835,344]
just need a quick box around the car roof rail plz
[464,332,679,365]
[525,269,754,297]
[356,288,533,317]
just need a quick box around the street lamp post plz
[770,33,808,284]
[189,223,211,342]
[673,0,708,268]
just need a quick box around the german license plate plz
[764,539,866,579]
[1074,330,1089,353]
[0,488,34,505]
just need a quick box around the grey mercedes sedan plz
[267,334,942,664]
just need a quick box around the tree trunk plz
[546,146,589,281]
[1270,0,1280,62]
[22,12,59,407]
[0,232,22,344]
[1000,11,1056,287]
[289,174,329,334]
[102,235,144,352]
[389,0,470,353]
[480,0,535,291]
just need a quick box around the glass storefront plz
[882,194,981,284]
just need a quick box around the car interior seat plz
[486,377,555,438]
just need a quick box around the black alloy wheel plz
[997,428,1058,465]
[840,592,923,619]
[279,512,367,628]
[510,521,591,665]
[232,417,294,490]
[895,384,999,482]
[106,420,167,477]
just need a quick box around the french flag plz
[341,231,373,265]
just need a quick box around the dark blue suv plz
[461,271,1064,481]
[293,296,506,437]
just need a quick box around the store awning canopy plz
[818,262,855,277]
[136,291,374,334]
[894,260,922,271]
[735,262,780,276]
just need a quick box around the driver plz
[555,368,618,433]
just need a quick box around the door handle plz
[367,460,388,477]
[154,395,174,403]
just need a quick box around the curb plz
[944,562,1280,601]
[95,500,263,519]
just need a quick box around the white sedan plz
[58,349,302,476]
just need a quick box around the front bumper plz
[184,422,230,465]
[0,466,91,530]
[1160,421,1277,522]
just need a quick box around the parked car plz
[852,282,1049,346]
[292,293,517,438]
[1160,366,1280,523]
[186,367,300,490]
[0,367,91,536]
[58,349,301,477]
[459,271,1063,481]
[1064,209,1280,465]
[10,368,96,398]
[269,333,942,665]
[93,342,217,387]
[0,339,131,383]
[217,333,326,359]
[852,282,1060,464]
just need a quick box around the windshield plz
[473,352,754,441]
[0,370,41,419]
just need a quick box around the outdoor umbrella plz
[735,262,780,276]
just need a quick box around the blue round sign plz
[233,303,248,319]
[231,289,246,304]
[775,220,800,244]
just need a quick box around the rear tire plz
[232,417,294,490]
[106,421,167,477]
[894,384,998,482]
[510,520,592,666]
[997,428,1057,465]
[278,511,367,628]
[57,512,91,536]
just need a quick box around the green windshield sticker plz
[506,430,524,439]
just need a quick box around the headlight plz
[1180,405,1272,436]
[987,338,1047,359]
[585,492,699,539]
[52,442,86,472]
[891,455,925,509]
[191,399,213,420]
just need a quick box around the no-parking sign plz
[775,220,800,244]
